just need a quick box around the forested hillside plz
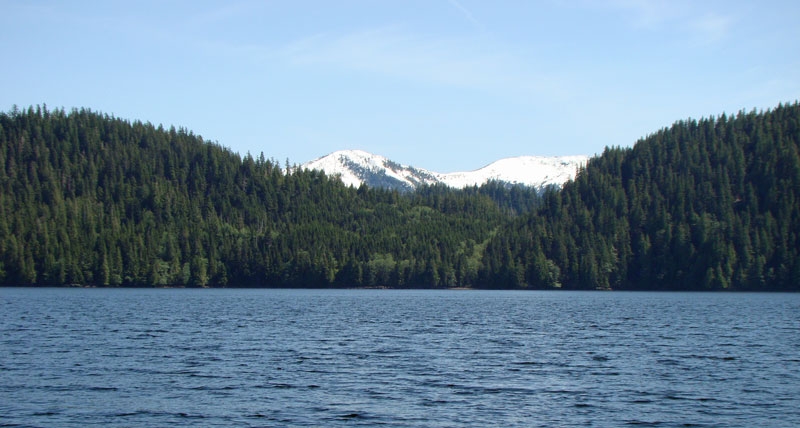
[1,103,798,290]
[481,102,800,291]
[0,106,518,287]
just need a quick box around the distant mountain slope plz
[300,149,588,192]
[436,155,589,190]
[299,150,439,190]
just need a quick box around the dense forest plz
[481,102,800,291]
[1,103,798,290]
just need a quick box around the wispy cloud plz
[600,0,734,44]
[283,27,487,86]
[280,26,569,99]
[688,13,734,45]
[605,0,680,30]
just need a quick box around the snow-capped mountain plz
[300,150,589,193]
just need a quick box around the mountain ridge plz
[300,149,589,192]
[2,102,797,290]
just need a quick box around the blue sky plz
[2,0,798,172]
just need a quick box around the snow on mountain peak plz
[302,149,431,189]
[436,155,588,189]
[300,150,588,192]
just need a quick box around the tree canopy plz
[480,103,800,291]
[1,103,798,290]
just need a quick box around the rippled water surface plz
[1,288,799,427]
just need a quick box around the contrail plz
[448,0,484,31]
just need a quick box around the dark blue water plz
[1,288,798,427]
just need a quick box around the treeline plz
[0,105,516,288]
[480,102,800,291]
[1,103,798,290]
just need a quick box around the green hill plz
[481,102,800,290]
[0,106,508,287]
[1,102,798,290]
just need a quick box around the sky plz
[1,0,799,172]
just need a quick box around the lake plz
[1,288,798,427]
